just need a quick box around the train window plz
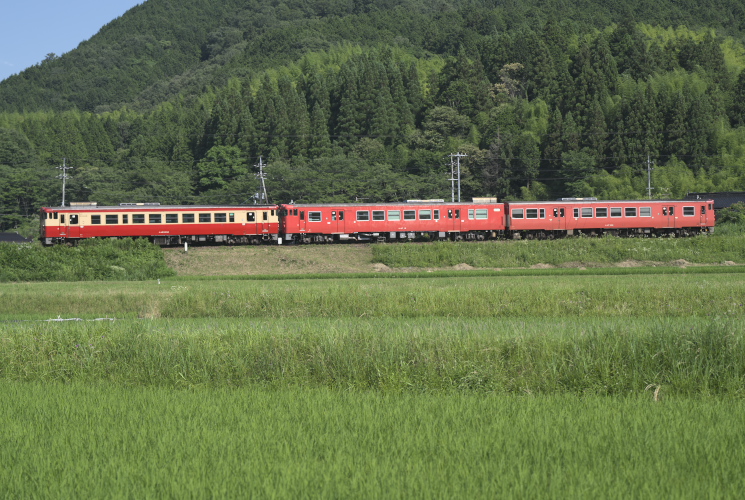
[199,213,211,223]
[475,209,488,219]
[61,214,65,223]
[419,210,431,220]
[669,207,674,216]
[247,212,255,222]
[624,208,637,217]
[610,208,622,217]
[309,212,322,222]
[511,209,524,219]
[271,210,275,216]
[263,212,268,221]
[540,209,546,218]
[339,211,344,221]
[183,214,194,223]
[434,210,440,220]
[404,210,416,220]
[71,215,78,224]
[468,209,475,220]
[122,215,128,224]
[701,206,706,215]
[581,208,593,218]
[526,209,538,219]
[455,210,460,219]
[573,208,579,218]
[640,207,651,217]
[133,214,145,224]
[553,208,558,217]
[357,211,370,221]
[388,210,400,221]
[106,215,118,224]
[150,214,162,224]
[300,211,305,221]
[448,210,453,219]
[560,208,565,217]
[683,207,695,216]
[332,211,337,221]
[166,214,178,224]
[709,203,713,210]
[373,210,385,221]
[293,209,298,216]
[595,208,608,218]
[215,213,227,223]
[662,207,667,216]
[92,215,101,224]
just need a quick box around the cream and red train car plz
[278,200,507,243]
[39,203,280,245]
[505,199,716,238]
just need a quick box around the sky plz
[0,0,144,82]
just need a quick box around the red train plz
[39,198,715,246]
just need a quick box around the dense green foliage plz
[0,239,175,282]
[4,0,745,229]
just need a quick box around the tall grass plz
[1,273,742,320]
[1,383,744,498]
[1,317,743,396]
[0,239,175,282]
[372,233,745,268]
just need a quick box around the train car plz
[278,200,507,243]
[506,199,715,238]
[39,203,280,245]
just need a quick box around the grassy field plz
[3,238,745,497]
[2,382,743,498]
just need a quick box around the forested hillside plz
[3,0,745,230]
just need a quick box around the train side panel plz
[506,200,715,237]
[40,205,279,245]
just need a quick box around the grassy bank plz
[0,239,174,282]
[372,233,745,268]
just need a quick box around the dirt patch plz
[453,263,474,271]
[372,263,393,272]
[671,259,691,268]
[724,261,737,266]
[616,260,643,268]
[163,245,377,276]
[530,263,554,269]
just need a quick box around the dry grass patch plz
[163,244,376,276]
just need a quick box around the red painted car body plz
[506,200,715,237]
[278,201,507,242]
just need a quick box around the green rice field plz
[2,265,745,497]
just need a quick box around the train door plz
[260,209,274,235]
[551,206,567,231]
[447,208,462,234]
[64,213,80,238]
[330,209,345,234]
[699,204,708,227]
[662,205,675,228]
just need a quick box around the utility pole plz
[646,155,654,199]
[57,158,72,206]
[256,156,269,204]
[449,152,467,202]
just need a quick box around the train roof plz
[41,204,278,211]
